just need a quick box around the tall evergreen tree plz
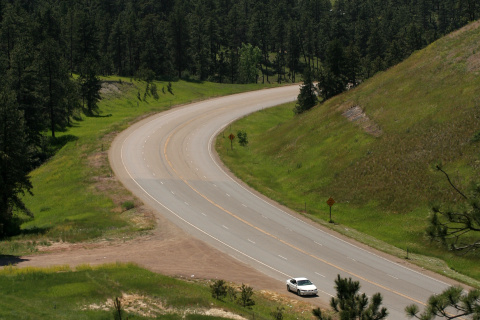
[189,0,211,80]
[294,67,317,114]
[0,89,33,237]
[169,0,190,79]
[78,56,101,115]
[34,6,73,138]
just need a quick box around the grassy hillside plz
[0,263,316,320]
[216,21,480,284]
[1,79,273,255]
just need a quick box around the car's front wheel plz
[297,290,301,296]
[287,285,290,292]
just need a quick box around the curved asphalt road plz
[110,86,455,319]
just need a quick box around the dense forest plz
[0,0,479,237]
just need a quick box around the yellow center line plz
[163,114,426,307]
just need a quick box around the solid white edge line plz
[120,133,291,280]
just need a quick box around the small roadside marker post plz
[326,197,335,223]
[228,133,235,150]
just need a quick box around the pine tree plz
[330,275,388,320]
[294,67,317,114]
[169,0,190,79]
[0,89,33,237]
[34,6,73,137]
[79,56,101,115]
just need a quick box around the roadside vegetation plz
[216,21,480,286]
[0,263,316,320]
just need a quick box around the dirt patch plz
[100,81,134,97]
[342,105,382,137]
[467,52,480,73]
[83,292,248,319]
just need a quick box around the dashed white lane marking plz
[248,239,255,244]
[222,225,229,230]
[319,289,334,298]
[315,272,326,277]
[314,241,323,246]
[278,255,288,260]
[388,274,399,280]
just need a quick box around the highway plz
[109,85,454,319]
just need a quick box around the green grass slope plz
[2,78,272,255]
[216,21,480,284]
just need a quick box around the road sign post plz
[326,197,335,223]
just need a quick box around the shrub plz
[237,283,255,308]
[210,279,227,300]
[237,130,248,147]
[121,201,134,211]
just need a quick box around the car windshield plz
[297,280,313,286]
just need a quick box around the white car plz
[286,277,318,296]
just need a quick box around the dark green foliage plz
[330,275,388,320]
[238,43,262,84]
[0,89,33,237]
[226,286,237,302]
[405,286,480,319]
[2,0,479,87]
[79,57,101,115]
[150,83,159,100]
[237,283,255,308]
[472,131,480,142]
[237,130,248,147]
[169,1,190,79]
[210,279,227,300]
[294,67,317,114]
